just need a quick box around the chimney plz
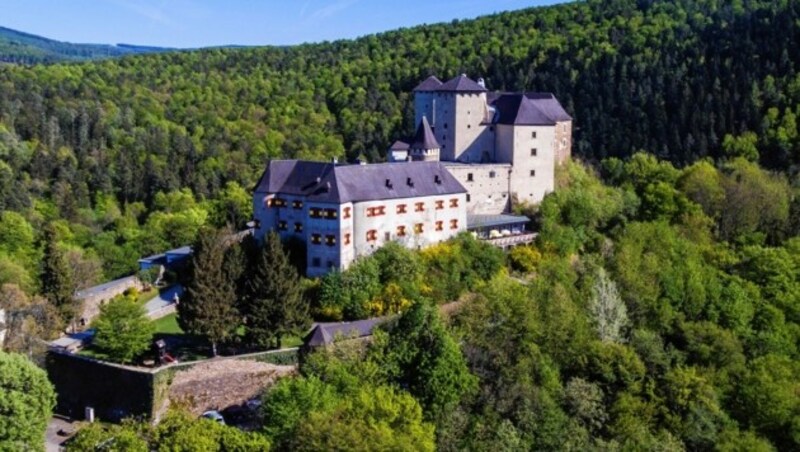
[477,77,485,88]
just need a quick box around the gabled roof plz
[438,74,487,93]
[253,160,466,204]
[303,318,388,347]
[491,93,572,125]
[389,140,410,151]
[413,75,443,92]
[410,116,440,150]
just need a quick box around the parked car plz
[201,410,225,425]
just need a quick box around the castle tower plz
[428,74,492,163]
[409,116,440,162]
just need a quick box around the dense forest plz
[0,0,798,292]
[1,0,800,448]
[0,26,172,64]
[65,156,800,450]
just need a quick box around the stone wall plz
[75,276,143,326]
[444,163,512,215]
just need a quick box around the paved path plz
[46,416,76,451]
[144,285,184,319]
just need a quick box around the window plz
[444,123,448,129]
[366,230,378,242]
[397,204,407,214]
[277,221,288,231]
[435,221,443,231]
[325,208,338,219]
[312,257,321,267]
[531,148,538,156]
[450,219,459,230]
[467,173,474,182]
[294,222,303,233]
[532,131,537,139]
[309,208,323,218]
[435,200,444,210]
[449,198,459,208]
[325,235,336,246]
[292,200,303,209]
[367,206,386,217]
[269,197,287,208]
[311,233,322,244]
[489,170,496,178]
[344,233,351,245]
[466,194,471,202]
[343,207,352,219]
[397,225,406,237]
[414,223,424,234]
[415,202,425,212]
[530,170,536,177]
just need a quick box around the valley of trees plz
[1,0,800,449]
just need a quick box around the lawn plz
[135,287,159,305]
[152,312,183,334]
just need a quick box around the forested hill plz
[0,26,172,64]
[0,0,799,275]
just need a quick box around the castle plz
[252,75,571,276]
[389,74,572,214]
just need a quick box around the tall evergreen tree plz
[243,231,308,349]
[39,224,76,327]
[178,226,240,356]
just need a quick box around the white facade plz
[253,161,467,277]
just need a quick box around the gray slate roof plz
[438,74,487,92]
[254,160,466,204]
[491,93,571,125]
[389,140,410,151]
[410,116,440,150]
[413,75,443,92]
[467,214,531,230]
[304,318,388,347]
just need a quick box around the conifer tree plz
[243,231,308,349]
[39,224,76,327]
[178,226,240,356]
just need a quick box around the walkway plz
[144,285,184,319]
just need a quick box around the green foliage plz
[68,410,270,452]
[507,244,542,273]
[261,375,339,448]
[39,224,77,323]
[242,231,309,348]
[293,385,435,452]
[92,293,154,364]
[0,351,56,450]
[722,131,760,161]
[178,226,240,356]
[375,301,477,421]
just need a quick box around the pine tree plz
[39,224,76,327]
[178,226,240,356]
[243,231,308,349]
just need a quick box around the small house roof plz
[303,318,388,347]
[389,140,410,151]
